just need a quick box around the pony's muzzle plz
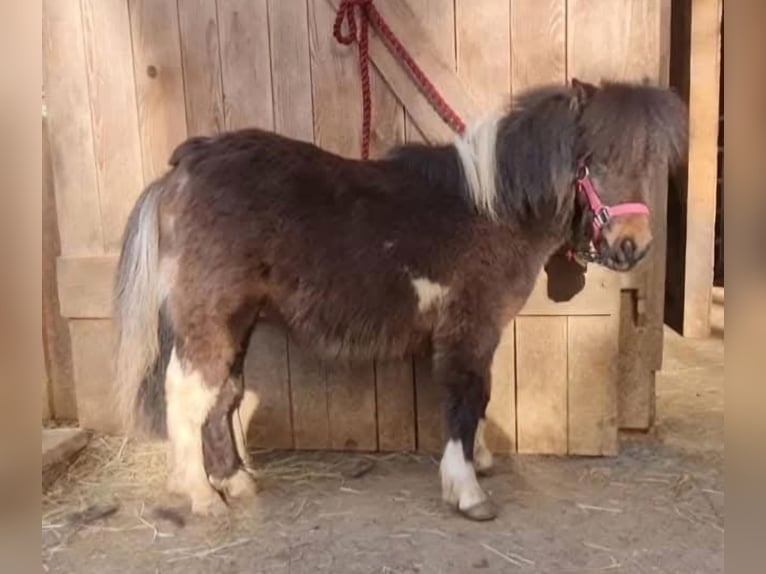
[600,214,653,271]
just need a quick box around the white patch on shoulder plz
[411,277,449,313]
[453,113,503,219]
[440,439,487,510]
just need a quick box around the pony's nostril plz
[620,238,636,260]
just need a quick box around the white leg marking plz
[440,439,488,510]
[165,348,226,515]
[233,389,259,469]
[411,277,450,313]
[221,388,259,500]
[474,419,494,473]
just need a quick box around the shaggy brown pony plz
[114,79,686,520]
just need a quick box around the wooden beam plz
[682,0,722,337]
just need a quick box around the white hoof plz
[190,486,228,516]
[440,440,490,512]
[223,469,257,500]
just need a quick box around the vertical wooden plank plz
[327,362,377,451]
[567,316,619,455]
[268,0,314,142]
[244,322,293,448]
[683,0,722,337]
[129,0,188,181]
[368,69,405,158]
[455,0,510,109]
[289,342,331,449]
[308,0,360,155]
[217,0,274,131]
[42,118,76,420]
[69,320,119,433]
[42,0,104,255]
[618,291,655,428]
[414,356,444,452]
[178,0,225,136]
[375,360,415,452]
[568,0,660,83]
[511,0,566,92]
[516,316,568,454]
[80,0,144,252]
[404,0,455,142]
[485,321,516,453]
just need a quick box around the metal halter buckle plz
[593,206,611,227]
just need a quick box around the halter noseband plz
[568,162,651,263]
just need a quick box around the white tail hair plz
[113,179,167,433]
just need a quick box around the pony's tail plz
[114,177,173,437]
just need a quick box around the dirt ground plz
[42,328,723,573]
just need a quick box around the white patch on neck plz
[411,277,449,313]
[440,439,487,510]
[453,113,502,219]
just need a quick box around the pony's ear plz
[570,78,598,111]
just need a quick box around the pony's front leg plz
[436,339,497,521]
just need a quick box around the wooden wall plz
[43,0,671,452]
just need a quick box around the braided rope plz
[333,0,466,159]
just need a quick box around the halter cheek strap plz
[575,164,650,243]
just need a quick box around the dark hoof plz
[459,499,497,521]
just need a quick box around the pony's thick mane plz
[389,86,580,224]
[453,113,503,219]
[577,82,688,170]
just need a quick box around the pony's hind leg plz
[201,372,256,501]
[233,387,259,471]
[473,418,494,474]
[165,347,227,515]
[435,335,498,521]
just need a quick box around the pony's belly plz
[265,282,433,362]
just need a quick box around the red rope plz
[333,0,466,159]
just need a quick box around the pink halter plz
[575,163,650,243]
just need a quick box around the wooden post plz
[682,0,722,337]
